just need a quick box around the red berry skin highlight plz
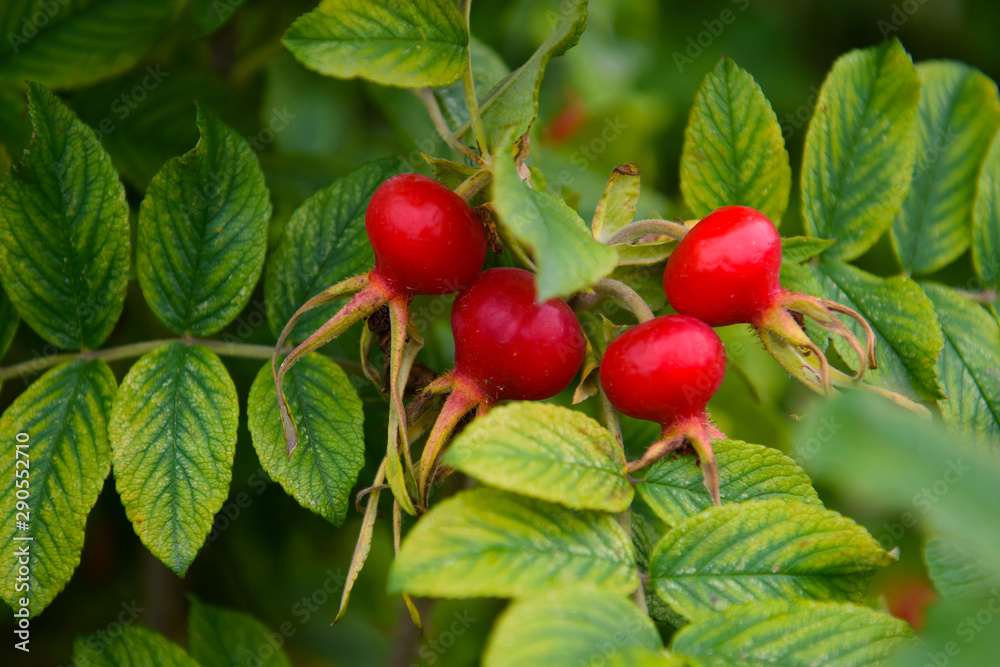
[366,173,488,296]
[664,205,782,327]
[452,268,586,403]
[600,315,726,426]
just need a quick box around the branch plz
[605,219,689,245]
[413,88,483,165]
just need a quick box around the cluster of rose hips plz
[274,175,876,510]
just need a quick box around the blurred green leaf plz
[888,596,1000,667]
[681,57,791,223]
[436,37,510,132]
[891,61,1000,274]
[482,587,661,667]
[188,597,292,667]
[264,156,404,341]
[110,343,238,576]
[0,1,183,89]
[282,0,469,88]
[592,163,640,242]
[73,625,199,666]
[191,0,247,34]
[637,439,820,528]
[924,533,1000,599]
[137,106,271,337]
[492,133,618,300]
[801,39,920,261]
[922,282,1000,447]
[478,0,587,145]
[671,600,913,666]
[0,83,129,349]
[973,127,1000,285]
[443,402,633,512]
[781,236,836,263]
[0,360,115,617]
[812,261,944,401]
[389,488,637,598]
[650,499,892,621]
[0,284,17,360]
[247,355,365,526]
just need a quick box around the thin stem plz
[0,338,363,381]
[605,219,689,246]
[454,169,491,202]
[593,279,655,323]
[413,88,482,164]
[460,0,490,158]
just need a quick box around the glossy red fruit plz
[664,205,782,326]
[452,267,586,402]
[366,173,488,296]
[600,315,726,427]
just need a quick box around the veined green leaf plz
[802,39,920,261]
[632,512,685,628]
[265,156,404,341]
[974,128,1000,285]
[0,84,129,349]
[637,439,821,527]
[482,587,661,667]
[812,261,944,401]
[778,260,831,347]
[924,533,1000,599]
[592,164,641,242]
[672,600,913,667]
[389,488,637,598]
[650,499,892,621]
[0,1,184,89]
[491,133,618,300]
[681,57,791,223]
[282,0,468,88]
[73,625,199,667]
[922,282,1000,447]
[443,402,633,512]
[0,284,17,359]
[781,236,836,263]
[110,343,238,576]
[137,106,271,336]
[0,360,115,617]
[247,355,365,526]
[891,61,1000,274]
[478,0,587,144]
[188,597,292,667]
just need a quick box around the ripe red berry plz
[600,315,726,427]
[663,205,781,327]
[452,267,586,402]
[366,173,488,296]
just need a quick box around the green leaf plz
[110,343,238,576]
[801,39,920,261]
[671,600,913,667]
[922,283,1000,447]
[973,127,1000,285]
[812,261,944,401]
[482,587,661,667]
[0,284,17,359]
[0,84,129,349]
[282,0,469,88]
[137,106,271,336]
[632,512,686,627]
[264,156,404,341]
[478,0,587,143]
[247,355,365,526]
[389,488,637,598]
[650,499,892,621]
[891,61,1000,274]
[924,533,1000,599]
[0,360,115,617]
[637,439,821,527]
[681,57,792,223]
[592,164,641,242]
[796,392,1000,575]
[443,402,633,512]
[889,596,999,667]
[781,236,837,263]
[188,597,292,667]
[603,649,690,667]
[192,0,247,34]
[435,37,510,132]
[0,1,183,89]
[491,133,618,300]
[73,625,199,667]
